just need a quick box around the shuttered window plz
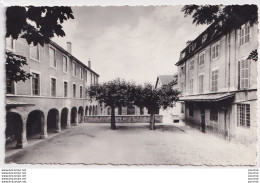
[211,70,218,92]
[240,59,250,89]
[199,75,204,93]
[238,24,250,46]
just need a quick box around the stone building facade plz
[6,37,100,148]
[176,22,258,143]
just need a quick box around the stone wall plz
[85,115,163,123]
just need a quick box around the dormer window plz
[188,43,196,53]
[202,34,208,43]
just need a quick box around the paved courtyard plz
[5,122,256,166]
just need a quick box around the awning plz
[6,99,35,108]
[179,92,235,102]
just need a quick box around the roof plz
[158,75,175,85]
[155,75,176,89]
[6,99,35,108]
[179,92,235,102]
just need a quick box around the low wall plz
[84,115,163,123]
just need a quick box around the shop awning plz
[6,99,35,108]
[179,92,235,102]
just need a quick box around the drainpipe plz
[228,32,231,92]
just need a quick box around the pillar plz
[66,110,71,129]
[40,113,48,139]
[16,114,28,149]
[55,110,61,133]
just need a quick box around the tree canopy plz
[6,6,74,83]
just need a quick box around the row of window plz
[186,104,250,127]
[183,58,250,94]
[6,37,98,86]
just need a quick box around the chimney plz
[88,58,91,69]
[67,42,72,53]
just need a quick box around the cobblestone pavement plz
[5,122,256,166]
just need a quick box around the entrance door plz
[201,107,206,133]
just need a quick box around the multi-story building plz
[176,22,258,143]
[6,37,100,148]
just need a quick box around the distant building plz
[6,37,100,148]
[176,21,258,143]
[155,74,181,123]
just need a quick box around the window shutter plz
[238,61,240,89]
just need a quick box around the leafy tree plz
[134,82,180,130]
[88,79,135,130]
[6,6,74,82]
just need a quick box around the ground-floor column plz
[55,110,61,133]
[66,110,71,129]
[40,112,48,139]
[16,114,28,149]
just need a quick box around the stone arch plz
[6,112,22,146]
[27,110,44,139]
[85,106,89,116]
[71,107,77,125]
[61,107,69,130]
[78,106,84,123]
[89,106,92,116]
[127,106,135,115]
[92,105,95,115]
[47,108,59,133]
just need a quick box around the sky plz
[52,6,208,85]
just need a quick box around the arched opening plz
[140,107,144,115]
[107,107,111,115]
[71,107,77,125]
[118,106,122,115]
[78,106,84,123]
[61,108,68,130]
[100,108,103,115]
[89,106,92,116]
[127,106,135,115]
[27,110,44,139]
[6,112,22,146]
[85,106,88,116]
[47,108,59,133]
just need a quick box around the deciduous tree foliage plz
[134,82,180,130]
[88,79,136,130]
[6,6,74,82]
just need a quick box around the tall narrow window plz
[80,67,83,79]
[181,103,184,113]
[64,81,68,97]
[30,45,40,61]
[240,59,250,89]
[63,56,68,73]
[6,77,15,94]
[239,24,250,46]
[211,43,219,59]
[199,52,205,65]
[199,75,204,93]
[51,78,56,97]
[85,70,88,83]
[72,62,76,77]
[90,73,93,84]
[49,48,56,68]
[190,60,194,70]
[32,73,40,95]
[211,70,219,92]
[237,104,250,127]
[80,86,83,98]
[73,84,76,98]
[189,78,193,94]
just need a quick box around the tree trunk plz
[110,106,116,130]
[150,113,155,130]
